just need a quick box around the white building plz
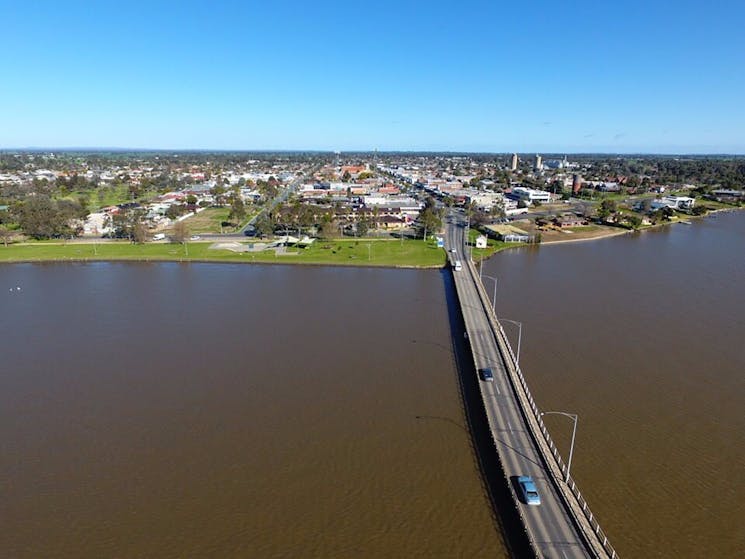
[363,195,419,208]
[467,192,504,212]
[510,186,552,204]
[83,212,113,236]
[651,196,696,211]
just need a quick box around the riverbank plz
[2,207,740,266]
[0,238,453,268]
[538,226,631,246]
[537,205,743,246]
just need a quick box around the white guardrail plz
[465,257,618,559]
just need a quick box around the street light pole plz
[499,318,522,368]
[465,212,470,261]
[482,274,498,314]
[541,411,578,483]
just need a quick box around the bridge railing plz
[450,271,541,558]
[466,257,618,559]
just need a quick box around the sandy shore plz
[539,227,632,246]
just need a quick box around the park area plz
[0,238,453,268]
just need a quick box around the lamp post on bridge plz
[540,411,578,483]
[465,212,473,263]
[499,318,522,368]
[481,274,498,315]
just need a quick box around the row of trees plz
[251,196,446,241]
[10,196,87,239]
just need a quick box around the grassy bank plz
[467,229,517,260]
[0,238,451,268]
[174,207,259,234]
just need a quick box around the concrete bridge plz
[445,212,618,558]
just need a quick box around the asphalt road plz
[446,214,594,559]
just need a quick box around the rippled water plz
[0,263,506,558]
[483,211,745,558]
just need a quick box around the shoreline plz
[538,227,632,246]
[0,254,446,270]
[1,207,741,267]
[537,205,743,247]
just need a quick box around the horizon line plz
[2,147,745,157]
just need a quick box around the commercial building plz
[509,186,552,204]
[467,191,505,212]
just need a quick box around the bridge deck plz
[445,216,616,559]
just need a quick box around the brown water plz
[0,264,506,558]
[2,212,743,559]
[484,211,745,558]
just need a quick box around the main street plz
[446,212,594,558]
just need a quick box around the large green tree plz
[16,195,81,239]
[108,207,148,242]
[418,206,442,239]
[355,218,370,237]
[228,197,246,224]
[254,213,273,238]
[597,199,617,220]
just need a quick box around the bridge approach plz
[445,215,618,558]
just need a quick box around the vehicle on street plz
[189,235,201,240]
[152,233,166,241]
[450,248,457,253]
[479,368,494,382]
[517,476,541,505]
[453,260,462,271]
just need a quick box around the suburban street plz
[446,213,593,558]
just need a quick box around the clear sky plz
[1,0,743,153]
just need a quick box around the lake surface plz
[1,210,743,558]
[483,210,745,558]
[0,264,505,558]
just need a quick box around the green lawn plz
[58,186,160,211]
[0,238,449,268]
[177,207,232,233]
[467,229,513,260]
[176,207,259,233]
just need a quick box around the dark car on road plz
[479,367,494,382]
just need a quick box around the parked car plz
[517,476,541,505]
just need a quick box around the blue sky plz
[1,0,743,153]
